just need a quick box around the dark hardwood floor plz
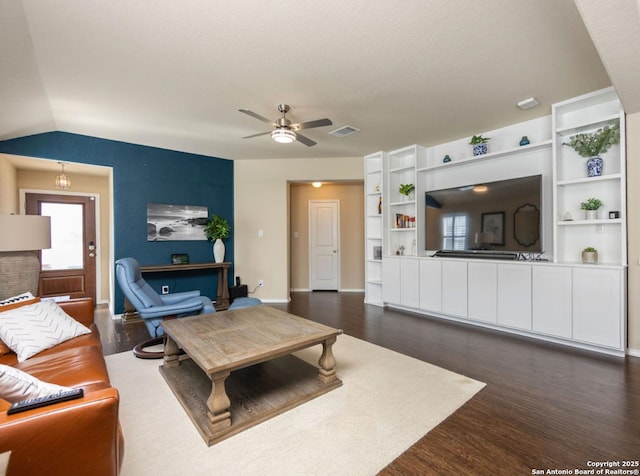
[95,292,640,475]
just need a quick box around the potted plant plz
[469,134,490,156]
[399,183,415,200]
[563,123,620,177]
[580,198,602,220]
[204,214,230,263]
[582,246,598,264]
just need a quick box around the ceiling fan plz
[239,104,332,147]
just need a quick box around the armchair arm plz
[160,290,201,305]
[0,387,122,476]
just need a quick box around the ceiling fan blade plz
[242,131,272,139]
[295,133,317,147]
[238,109,276,126]
[291,118,333,131]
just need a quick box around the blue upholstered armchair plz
[115,257,215,358]
[115,257,262,359]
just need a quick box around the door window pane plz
[41,203,83,270]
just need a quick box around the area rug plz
[106,334,485,476]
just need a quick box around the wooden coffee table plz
[159,305,342,445]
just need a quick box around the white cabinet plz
[400,258,420,308]
[364,152,385,305]
[468,262,497,323]
[419,259,442,313]
[442,260,467,317]
[572,267,622,349]
[532,266,572,338]
[382,257,401,305]
[497,264,532,330]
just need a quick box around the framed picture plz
[147,204,208,241]
[481,211,505,246]
[171,253,189,265]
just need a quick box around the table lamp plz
[0,215,52,300]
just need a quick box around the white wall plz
[234,157,363,302]
[626,111,640,354]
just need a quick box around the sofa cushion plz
[0,364,71,403]
[0,300,91,362]
[15,345,111,393]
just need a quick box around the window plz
[441,214,468,250]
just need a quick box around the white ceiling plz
[1,0,639,161]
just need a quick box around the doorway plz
[308,200,340,290]
[25,192,97,302]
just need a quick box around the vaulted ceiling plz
[2,0,639,160]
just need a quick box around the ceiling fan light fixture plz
[271,129,296,144]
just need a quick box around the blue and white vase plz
[586,157,603,177]
[472,143,488,156]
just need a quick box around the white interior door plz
[309,200,340,290]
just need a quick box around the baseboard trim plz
[339,288,365,293]
[627,348,640,358]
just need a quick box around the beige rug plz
[106,334,485,476]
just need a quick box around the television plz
[425,175,542,253]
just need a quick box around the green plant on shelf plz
[563,123,620,157]
[469,134,490,145]
[398,183,415,196]
[583,247,597,253]
[580,198,602,210]
[204,214,230,241]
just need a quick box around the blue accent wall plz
[0,132,234,313]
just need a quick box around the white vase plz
[585,210,598,220]
[213,239,225,263]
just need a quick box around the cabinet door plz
[468,262,497,323]
[400,258,420,308]
[572,268,622,349]
[382,258,401,305]
[532,266,572,338]
[497,264,532,330]
[419,259,442,313]
[442,260,467,317]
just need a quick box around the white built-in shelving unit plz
[363,87,628,356]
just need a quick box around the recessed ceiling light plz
[312,182,322,188]
[473,185,488,193]
[517,97,540,110]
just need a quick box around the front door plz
[309,200,340,290]
[26,193,97,302]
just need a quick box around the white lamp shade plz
[271,129,296,144]
[0,215,52,251]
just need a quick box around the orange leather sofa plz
[0,298,124,476]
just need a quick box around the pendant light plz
[55,162,71,189]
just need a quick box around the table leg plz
[207,371,232,433]
[163,335,181,368]
[318,336,338,384]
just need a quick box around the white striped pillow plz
[0,300,91,362]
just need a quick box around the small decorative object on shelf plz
[519,136,530,146]
[442,154,452,163]
[563,123,620,177]
[398,183,415,200]
[563,212,573,221]
[580,198,602,220]
[609,211,620,219]
[373,246,382,260]
[374,184,381,192]
[581,247,598,264]
[469,134,490,156]
[378,196,382,214]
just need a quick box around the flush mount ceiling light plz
[517,97,540,110]
[55,162,71,189]
[312,182,322,188]
[271,128,297,144]
[473,185,488,193]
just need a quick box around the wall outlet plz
[258,280,264,287]
[161,285,169,294]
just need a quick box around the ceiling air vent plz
[329,125,360,138]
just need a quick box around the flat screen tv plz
[425,175,542,253]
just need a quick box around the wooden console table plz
[122,262,230,322]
